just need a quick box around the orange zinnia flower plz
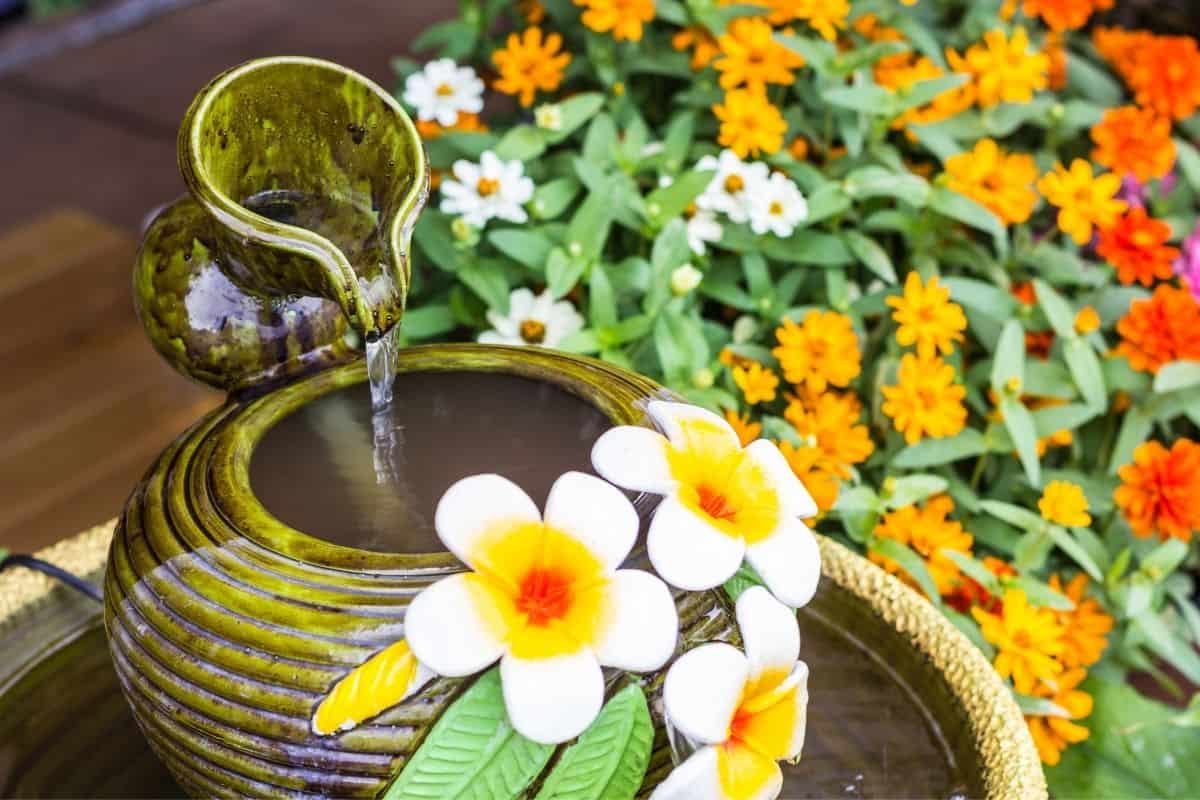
[1114,438,1200,541]
[1022,0,1112,32]
[776,441,840,516]
[723,409,762,447]
[947,28,1048,109]
[1127,35,1200,120]
[492,27,572,107]
[575,0,655,42]
[783,390,874,478]
[1050,574,1113,669]
[1115,284,1200,373]
[1025,668,1093,766]
[1096,208,1180,287]
[870,495,974,597]
[714,17,804,93]
[944,138,1039,226]
[416,112,488,140]
[713,89,788,158]
[1091,106,1176,183]
[1093,26,1155,78]
[772,310,862,393]
[672,25,719,69]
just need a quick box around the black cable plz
[0,553,103,603]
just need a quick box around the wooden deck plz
[0,0,449,552]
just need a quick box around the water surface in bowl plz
[250,370,611,553]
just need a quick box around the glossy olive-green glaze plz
[133,57,428,393]
[104,345,739,798]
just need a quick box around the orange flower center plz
[1013,630,1033,649]
[520,319,547,343]
[769,200,784,216]
[727,705,754,744]
[724,174,745,193]
[697,484,739,522]
[436,82,455,96]
[515,567,574,626]
[477,177,501,197]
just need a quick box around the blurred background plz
[0,0,1196,554]
[0,0,449,553]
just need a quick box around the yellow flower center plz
[724,174,745,193]
[769,200,784,216]
[476,177,501,197]
[436,82,455,96]
[520,319,547,343]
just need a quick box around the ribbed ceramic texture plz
[104,345,738,799]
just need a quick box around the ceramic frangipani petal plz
[312,639,436,735]
[404,470,679,744]
[591,400,822,607]
[651,586,810,800]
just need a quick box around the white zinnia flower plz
[684,207,723,255]
[440,151,534,227]
[478,288,584,348]
[747,172,808,238]
[695,149,768,224]
[402,58,484,127]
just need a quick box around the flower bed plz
[390,1,1200,794]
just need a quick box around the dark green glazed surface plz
[133,56,428,393]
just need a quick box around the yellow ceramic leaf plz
[313,639,422,735]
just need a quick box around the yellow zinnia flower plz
[887,272,968,359]
[1036,159,1127,245]
[672,25,719,70]
[713,89,787,158]
[947,27,1049,108]
[973,589,1066,694]
[757,0,850,40]
[772,310,862,393]
[944,138,1039,226]
[784,390,874,478]
[870,495,974,597]
[574,0,654,42]
[733,362,780,405]
[1038,480,1092,528]
[492,27,572,107]
[1074,306,1101,334]
[881,354,968,445]
[1051,574,1113,669]
[1025,668,1093,766]
[714,17,804,93]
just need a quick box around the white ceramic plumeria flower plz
[685,206,723,256]
[440,150,534,227]
[404,471,679,745]
[696,150,769,224]
[402,58,484,127]
[591,401,821,608]
[478,287,584,348]
[651,586,809,800]
[747,172,808,238]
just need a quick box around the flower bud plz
[670,263,703,295]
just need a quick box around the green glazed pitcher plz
[134,56,428,393]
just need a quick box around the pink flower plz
[1174,220,1200,301]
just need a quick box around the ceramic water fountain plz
[96,56,1046,800]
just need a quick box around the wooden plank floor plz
[0,210,222,552]
[0,0,452,551]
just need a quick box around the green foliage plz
[383,670,553,800]
[534,685,653,800]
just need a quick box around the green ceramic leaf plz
[723,562,767,601]
[383,669,553,800]
[534,684,653,800]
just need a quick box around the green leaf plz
[893,73,969,112]
[458,263,510,312]
[990,321,1026,394]
[869,537,941,603]
[1063,338,1107,410]
[842,230,897,284]
[566,194,615,261]
[943,551,1001,595]
[893,429,989,468]
[943,276,1017,321]
[414,212,466,272]
[1136,611,1200,686]
[882,475,948,509]
[1174,138,1200,195]
[1153,361,1200,393]
[494,125,548,161]
[821,83,894,114]
[545,93,606,143]
[401,305,457,340]
[999,395,1040,486]
[1109,406,1153,475]
[546,247,586,299]
[1044,525,1104,582]
[534,684,653,800]
[589,264,617,329]
[488,229,553,270]
[804,182,852,224]
[1141,539,1189,580]
[979,500,1045,533]
[1014,692,1071,718]
[1032,279,1075,338]
[644,169,714,226]
[843,166,930,207]
[533,178,582,221]
[929,186,1007,255]
[1012,575,1074,610]
[1046,678,1200,799]
[723,562,766,601]
[384,669,553,800]
[774,33,837,73]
